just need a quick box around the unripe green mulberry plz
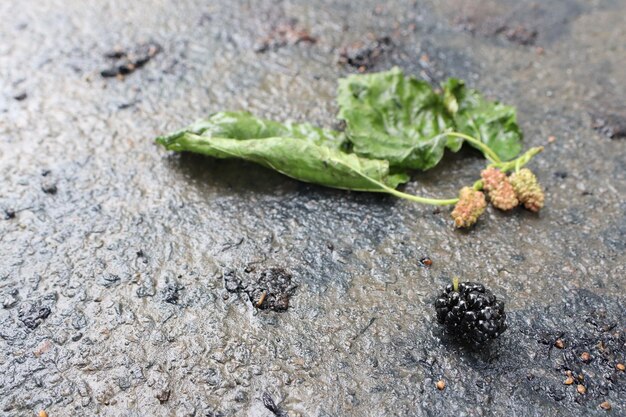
[480,167,519,211]
[509,168,544,212]
[451,187,487,228]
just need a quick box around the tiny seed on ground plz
[580,352,591,363]
[256,290,267,307]
[600,401,612,411]
[436,380,446,390]
[554,339,565,349]
[419,257,433,267]
[564,377,574,385]
[617,363,625,371]
[577,384,586,395]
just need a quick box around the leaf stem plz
[335,160,459,205]
[380,186,459,206]
[443,131,502,164]
[492,146,544,172]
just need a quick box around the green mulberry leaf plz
[442,78,523,162]
[337,67,457,170]
[156,111,409,192]
[161,111,346,149]
[337,67,523,169]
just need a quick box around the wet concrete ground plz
[1,0,625,415]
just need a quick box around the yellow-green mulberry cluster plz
[480,167,519,211]
[451,187,487,228]
[509,168,545,212]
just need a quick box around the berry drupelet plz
[435,280,507,345]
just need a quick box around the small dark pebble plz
[554,171,568,179]
[41,181,57,194]
[3,208,16,220]
[156,389,171,404]
[262,392,288,417]
[18,305,51,330]
[162,284,183,305]
[13,92,27,101]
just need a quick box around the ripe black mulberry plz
[435,281,507,345]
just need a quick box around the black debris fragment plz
[223,267,297,312]
[262,392,288,417]
[40,169,58,194]
[156,389,171,404]
[591,112,626,139]
[101,42,162,78]
[338,36,393,71]
[118,100,139,110]
[3,207,16,220]
[18,301,52,330]
[162,283,183,305]
[41,180,57,195]
[502,25,538,46]
[254,19,317,53]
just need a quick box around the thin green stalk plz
[380,186,459,206]
[336,159,459,205]
[443,131,502,164]
[493,146,544,173]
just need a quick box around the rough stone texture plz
[1,0,625,416]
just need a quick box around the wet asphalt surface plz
[1,0,625,416]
